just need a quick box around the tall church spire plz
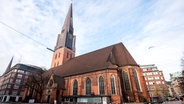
[55,1,75,52]
[4,56,13,75]
[51,2,76,68]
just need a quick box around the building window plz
[99,76,105,95]
[132,69,141,91]
[70,54,72,58]
[25,71,30,75]
[25,75,28,79]
[156,81,161,84]
[143,69,147,71]
[67,52,69,58]
[18,70,24,73]
[13,85,19,89]
[73,80,78,95]
[123,72,130,91]
[8,85,11,88]
[149,82,154,85]
[145,77,147,80]
[20,91,24,96]
[5,90,9,94]
[17,74,23,78]
[86,78,91,95]
[55,54,57,59]
[58,53,60,58]
[15,79,21,84]
[48,80,53,87]
[11,73,15,77]
[13,69,17,72]
[12,90,17,95]
[110,75,116,95]
[9,79,13,83]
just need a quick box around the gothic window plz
[58,53,60,58]
[73,80,78,95]
[55,54,57,59]
[49,80,53,87]
[86,78,91,95]
[123,72,130,91]
[132,69,141,91]
[67,52,69,58]
[99,76,105,95]
[110,75,116,95]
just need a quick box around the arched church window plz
[73,80,78,95]
[110,75,116,95]
[123,72,130,91]
[99,76,105,95]
[132,69,141,91]
[55,54,57,59]
[86,78,91,95]
[49,80,53,87]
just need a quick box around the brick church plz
[24,1,150,104]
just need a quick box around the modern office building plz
[170,71,184,98]
[0,57,43,102]
[140,64,169,102]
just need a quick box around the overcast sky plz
[0,0,184,81]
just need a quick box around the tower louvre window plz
[55,54,57,59]
[67,52,69,58]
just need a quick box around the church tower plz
[51,1,76,68]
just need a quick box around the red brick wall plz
[51,47,75,68]
[41,66,150,103]
[63,69,121,103]
[126,66,150,102]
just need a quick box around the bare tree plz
[181,54,184,72]
[180,53,184,96]
[24,70,49,103]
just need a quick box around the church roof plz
[44,42,138,77]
